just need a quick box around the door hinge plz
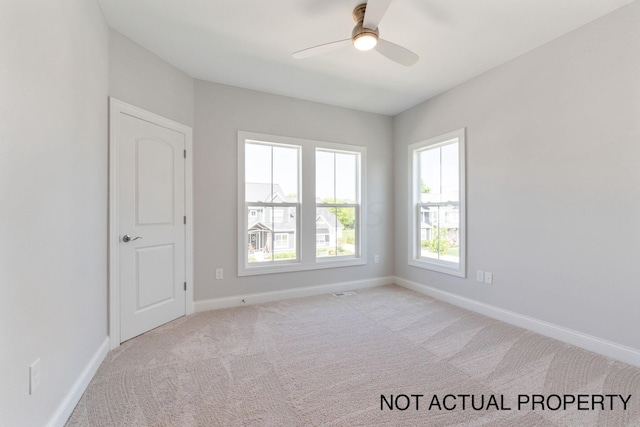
[183,149,186,159]
[184,282,187,291]
[183,216,186,225]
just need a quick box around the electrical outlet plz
[30,359,41,394]
[484,271,493,284]
[215,268,223,280]
[374,255,379,264]
[476,270,484,282]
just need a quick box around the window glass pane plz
[419,148,441,203]
[335,206,356,257]
[419,142,459,204]
[245,143,299,203]
[440,142,459,203]
[335,152,357,203]
[316,207,355,258]
[247,206,272,263]
[272,205,297,261]
[273,145,299,202]
[245,143,272,202]
[247,206,297,263]
[316,206,334,258]
[419,204,459,263]
[316,150,335,203]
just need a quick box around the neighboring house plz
[420,205,460,244]
[246,183,342,258]
[315,206,343,252]
[419,190,460,245]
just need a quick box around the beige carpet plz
[66,285,640,426]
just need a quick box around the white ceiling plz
[98,0,635,116]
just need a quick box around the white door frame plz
[108,97,194,350]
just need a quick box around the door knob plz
[122,234,142,242]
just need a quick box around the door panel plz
[137,138,175,225]
[119,113,186,342]
[136,244,175,311]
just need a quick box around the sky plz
[419,141,459,203]
[245,142,358,203]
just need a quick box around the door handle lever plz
[122,235,142,243]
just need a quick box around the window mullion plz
[333,152,337,204]
[300,144,316,263]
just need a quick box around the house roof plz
[316,207,343,231]
[248,220,295,233]
[246,182,293,203]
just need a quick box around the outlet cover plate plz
[484,271,493,284]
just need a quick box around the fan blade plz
[292,39,352,59]
[375,39,418,66]
[363,0,392,30]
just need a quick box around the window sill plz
[239,257,366,277]
[408,258,465,278]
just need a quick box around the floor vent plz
[333,291,357,297]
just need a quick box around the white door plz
[117,112,186,342]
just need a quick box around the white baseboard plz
[395,277,640,368]
[47,337,109,427]
[194,276,395,312]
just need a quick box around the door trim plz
[108,97,194,350]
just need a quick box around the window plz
[408,129,465,277]
[244,141,300,264]
[238,132,366,276]
[316,149,360,258]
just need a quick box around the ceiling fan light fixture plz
[353,32,378,51]
[352,20,380,52]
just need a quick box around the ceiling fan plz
[292,0,418,66]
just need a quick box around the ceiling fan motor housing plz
[352,25,379,42]
[352,3,379,49]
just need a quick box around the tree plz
[420,179,431,194]
[333,207,355,229]
[322,198,355,229]
[423,227,449,255]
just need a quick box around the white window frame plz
[238,131,367,276]
[408,128,466,277]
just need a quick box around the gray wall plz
[393,1,640,350]
[109,29,194,127]
[194,81,393,300]
[0,1,109,425]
